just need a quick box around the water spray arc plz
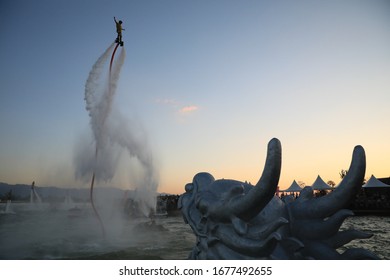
[80,35,158,237]
[85,41,125,237]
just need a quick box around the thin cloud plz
[154,97,199,117]
[179,105,199,114]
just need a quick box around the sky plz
[0,0,389,195]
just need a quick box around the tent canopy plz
[283,180,303,192]
[310,175,332,190]
[363,175,390,188]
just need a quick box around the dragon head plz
[179,138,379,259]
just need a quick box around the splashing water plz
[30,188,42,204]
[74,42,158,235]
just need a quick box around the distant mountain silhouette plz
[0,182,127,202]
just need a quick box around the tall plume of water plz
[30,182,42,203]
[29,189,42,204]
[74,43,158,219]
[84,43,115,152]
[4,200,12,214]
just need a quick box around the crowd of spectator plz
[278,187,390,213]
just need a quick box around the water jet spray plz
[86,41,124,238]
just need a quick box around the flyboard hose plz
[90,146,105,237]
[110,43,120,75]
[90,42,121,238]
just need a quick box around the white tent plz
[363,175,390,188]
[310,175,332,191]
[283,180,303,192]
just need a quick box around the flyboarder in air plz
[114,17,125,46]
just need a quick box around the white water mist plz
[74,43,158,218]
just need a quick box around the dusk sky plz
[1,0,389,195]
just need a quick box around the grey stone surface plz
[179,138,379,259]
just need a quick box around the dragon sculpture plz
[179,138,379,259]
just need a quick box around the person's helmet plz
[119,20,123,24]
